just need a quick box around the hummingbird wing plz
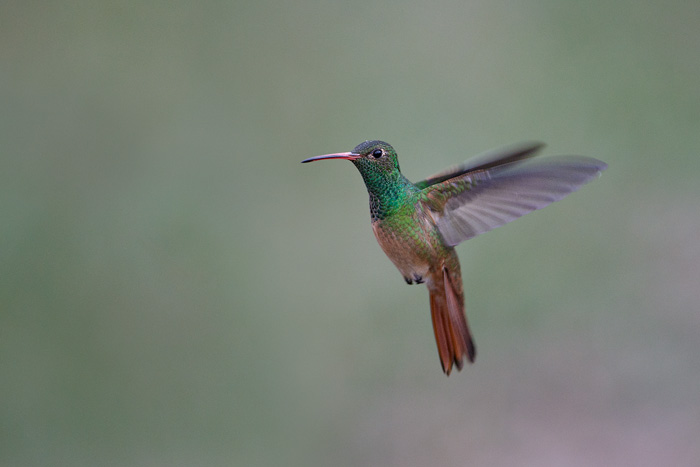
[421,156,607,247]
[414,141,545,190]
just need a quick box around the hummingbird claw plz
[403,274,424,285]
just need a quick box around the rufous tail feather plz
[428,266,476,375]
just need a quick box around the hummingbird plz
[302,140,606,375]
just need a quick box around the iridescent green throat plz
[351,159,419,222]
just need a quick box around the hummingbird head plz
[349,140,400,173]
[302,140,401,178]
[302,141,411,220]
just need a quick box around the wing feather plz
[414,141,545,190]
[422,156,607,247]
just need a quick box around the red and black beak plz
[301,152,361,163]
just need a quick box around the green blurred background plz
[2,1,699,465]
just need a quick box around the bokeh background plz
[2,1,699,465]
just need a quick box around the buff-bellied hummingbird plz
[302,140,607,375]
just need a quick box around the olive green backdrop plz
[2,1,699,465]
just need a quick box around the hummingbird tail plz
[428,266,476,375]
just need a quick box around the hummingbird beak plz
[301,152,361,163]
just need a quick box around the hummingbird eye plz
[372,149,383,158]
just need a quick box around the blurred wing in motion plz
[415,141,545,190]
[421,156,608,247]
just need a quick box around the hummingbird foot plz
[404,274,425,285]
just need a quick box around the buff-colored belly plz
[371,212,443,280]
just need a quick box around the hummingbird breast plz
[371,201,447,282]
